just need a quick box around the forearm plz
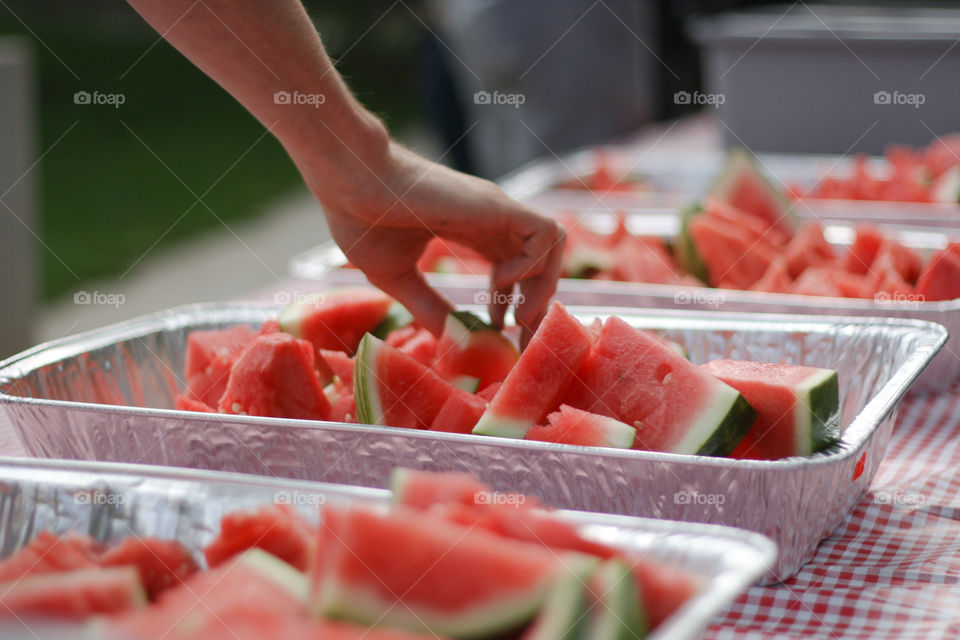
[125,0,389,204]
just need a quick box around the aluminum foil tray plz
[0,457,774,640]
[0,304,944,582]
[498,145,960,224]
[288,210,960,393]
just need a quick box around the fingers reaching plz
[364,267,453,337]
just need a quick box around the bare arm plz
[126,0,564,341]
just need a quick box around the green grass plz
[0,2,420,299]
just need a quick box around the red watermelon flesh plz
[710,149,794,236]
[320,349,354,389]
[784,222,836,279]
[831,270,873,299]
[326,388,357,423]
[429,391,487,434]
[0,530,98,582]
[110,549,308,640]
[0,566,145,619]
[435,312,519,391]
[748,257,792,294]
[397,328,438,367]
[476,381,502,402]
[610,235,682,284]
[874,240,923,284]
[313,506,566,637]
[205,503,317,572]
[564,316,752,456]
[354,335,464,430]
[629,557,704,630]
[218,333,330,421]
[689,215,772,289]
[184,325,257,407]
[391,468,492,511]
[842,226,885,275]
[473,302,593,439]
[791,267,843,297]
[280,288,394,355]
[174,394,214,413]
[99,538,198,601]
[526,404,636,449]
[867,258,915,297]
[258,319,280,335]
[917,245,960,301]
[703,197,788,248]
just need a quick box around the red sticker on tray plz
[853,452,866,480]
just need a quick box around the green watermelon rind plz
[588,559,647,640]
[524,554,600,640]
[372,301,414,339]
[278,301,309,338]
[680,384,756,457]
[541,408,637,450]
[706,147,794,230]
[472,412,533,440]
[796,368,841,455]
[675,204,709,284]
[235,548,310,604]
[354,334,384,425]
[317,557,575,639]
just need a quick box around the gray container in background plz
[693,5,960,154]
[0,38,36,360]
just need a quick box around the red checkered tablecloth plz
[705,388,960,639]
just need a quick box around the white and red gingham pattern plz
[705,388,960,639]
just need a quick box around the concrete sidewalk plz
[36,188,330,343]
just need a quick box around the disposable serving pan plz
[0,457,775,640]
[497,145,960,225]
[288,209,960,392]
[0,304,944,582]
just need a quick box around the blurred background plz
[0,0,958,358]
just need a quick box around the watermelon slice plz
[917,244,960,301]
[99,538,198,600]
[748,257,792,294]
[565,317,755,456]
[0,530,98,582]
[184,325,257,407]
[675,205,710,284]
[791,267,843,297]
[205,503,317,572]
[688,214,775,289]
[429,391,487,434]
[279,287,395,355]
[473,302,592,439]
[391,468,492,511]
[706,147,795,236]
[586,560,647,640]
[319,349,354,389]
[629,556,703,630]
[784,222,836,279]
[702,359,840,460]
[313,506,572,637]
[841,226,885,275]
[354,334,471,430]
[563,242,616,279]
[521,556,599,640]
[218,333,331,421]
[873,239,923,284]
[435,311,519,391]
[0,566,146,619]
[372,300,415,339]
[526,405,636,449]
[108,549,308,639]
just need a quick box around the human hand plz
[311,143,565,346]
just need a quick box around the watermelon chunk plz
[841,226,885,275]
[526,405,636,449]
[218,333,331,421]
[391,468,492,511]
[0,566,145,619]
[629,556,703,630]
[706,148,795,237]
[748,257,792,294]
[565,317,755,456]
[184,325,257,407]
[435,311,519,391]
[279,287,395,355]
[473,302,593,439]
[372,300,415,339]
[521,556,599,640]
[174,394,214,413]
[204,503,317,572]
[791,267,843,297]
[784,222,836,279]
[702,359,840,459]
[429,391,487,434]
[873,239,923,284]
[0,530,98,582]
[319,349,354,389]
[312,506,572,637]
[586,560,647,640]
[99,538,198,601]
[354,334,470,430]
[917,244,960,301]
[395,327,438,366]
[688,214,774,289]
